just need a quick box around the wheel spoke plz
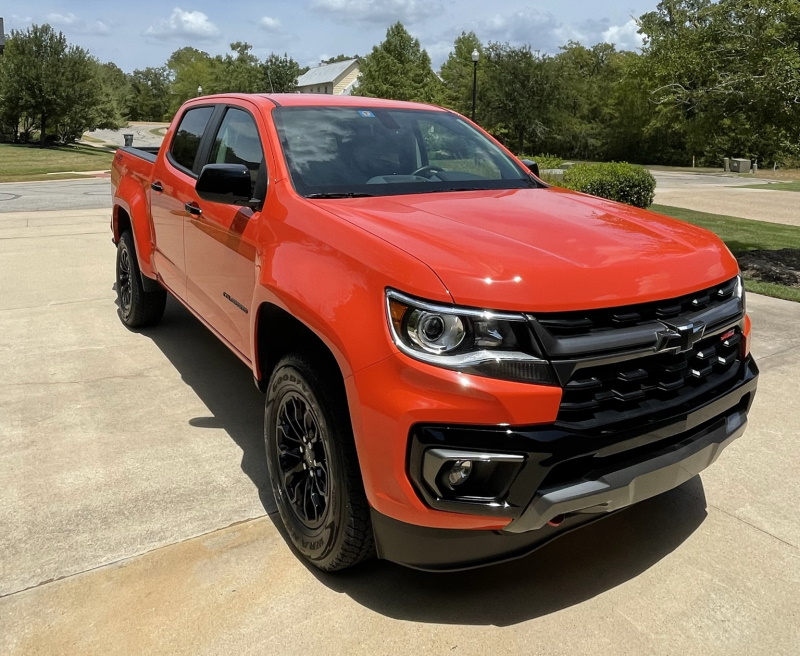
[274,391,330,528]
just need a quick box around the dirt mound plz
[736,249,800,288]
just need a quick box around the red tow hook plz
[547,515,566,527]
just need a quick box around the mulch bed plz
[736,249,800,288]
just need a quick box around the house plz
[296,59,360,95]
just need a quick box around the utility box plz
[730,158,751,173]
[723,157,730,171]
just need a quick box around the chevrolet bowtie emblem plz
[656,322,705,354]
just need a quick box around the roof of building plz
[296,59,358,88]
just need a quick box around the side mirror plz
[520,159,540,178]
[196,164,255,206]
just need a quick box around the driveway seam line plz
[0,513,271,600]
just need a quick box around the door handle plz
[151,181,163,192]
[184,202,202,216]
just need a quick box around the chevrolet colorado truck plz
[111,94,758,571]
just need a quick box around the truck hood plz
[313,187,739,312]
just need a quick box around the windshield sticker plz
[358,110,376,118]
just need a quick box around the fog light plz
[447,460,473,487]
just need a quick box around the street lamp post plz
[471,49,479,122]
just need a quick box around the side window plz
[170,107,214,173]
[209,107,265,195]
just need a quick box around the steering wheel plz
[411,165,445,178]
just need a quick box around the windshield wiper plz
[306,192,374,199]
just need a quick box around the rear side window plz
[170,107,214,173]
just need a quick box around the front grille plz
[556,330,743,431]
[536,277,739,338]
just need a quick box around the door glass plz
[170,106,214,173]
[210,108,265,196]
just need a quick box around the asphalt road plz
[1,204,798,654]
[0,178,111,213]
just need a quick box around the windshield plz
[273,106,537,198]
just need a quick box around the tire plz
[265,354,374,571]
[116,230,166,328]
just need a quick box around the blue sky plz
[3,1,659,72]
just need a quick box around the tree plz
[0,24,117,144]
[439,32,485,118]
[639,0,800,165]
[166,47,218,113]
[262,53,301,93]
[128,67,171,121]
[355,22,441,103]
[0,24,69,143]
[94,62,130,129]
[214,42,265,94]
[321,54,359,64]
[480,43,559,153]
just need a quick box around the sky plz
[2,1,660,73]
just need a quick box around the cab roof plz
[190,93,447,113]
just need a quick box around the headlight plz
[386,289,556,385]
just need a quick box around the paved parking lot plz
[1,185,799,655]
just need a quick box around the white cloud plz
[603,19,644,51]
[477,9,568,52]
[145,7,220,41]
[313,0,444,24]
[259,16,284,32]
[44,12,112,36]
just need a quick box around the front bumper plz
[371,356,757,570]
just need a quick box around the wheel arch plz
[253,302,349,402]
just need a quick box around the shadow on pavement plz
[131,295,708,626]
[142,297,276,514]
[314,480,707,626]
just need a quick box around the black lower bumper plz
[373,356,758,571]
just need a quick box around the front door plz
[150,105,215,300]
[184,105,265,358]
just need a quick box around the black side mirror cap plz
[521,159,540,178]
[196,164,257,206]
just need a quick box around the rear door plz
[184,103,266,357]
[150,105,216,300]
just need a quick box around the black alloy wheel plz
[265,354,374,571]
[275,393,330,530]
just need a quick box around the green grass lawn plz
[652,204,800,302]
[0,142,114,182]
[739,181,800,192]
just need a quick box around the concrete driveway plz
[1,189,799,655]
[652,170,799,227]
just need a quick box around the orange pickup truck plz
[111,94,758,571]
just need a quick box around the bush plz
[519,153,563,170]
[561,162,656,208]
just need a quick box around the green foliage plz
[477,43,558,153]
[519,153,563,169]
[128,67,171,121]
[639,0,800,166]
[562,163,656,208]
[321,54,359,65]
[439,32,484,117]
[355,23,441,103]
[0,24,119,144]
[262,53,301,93]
